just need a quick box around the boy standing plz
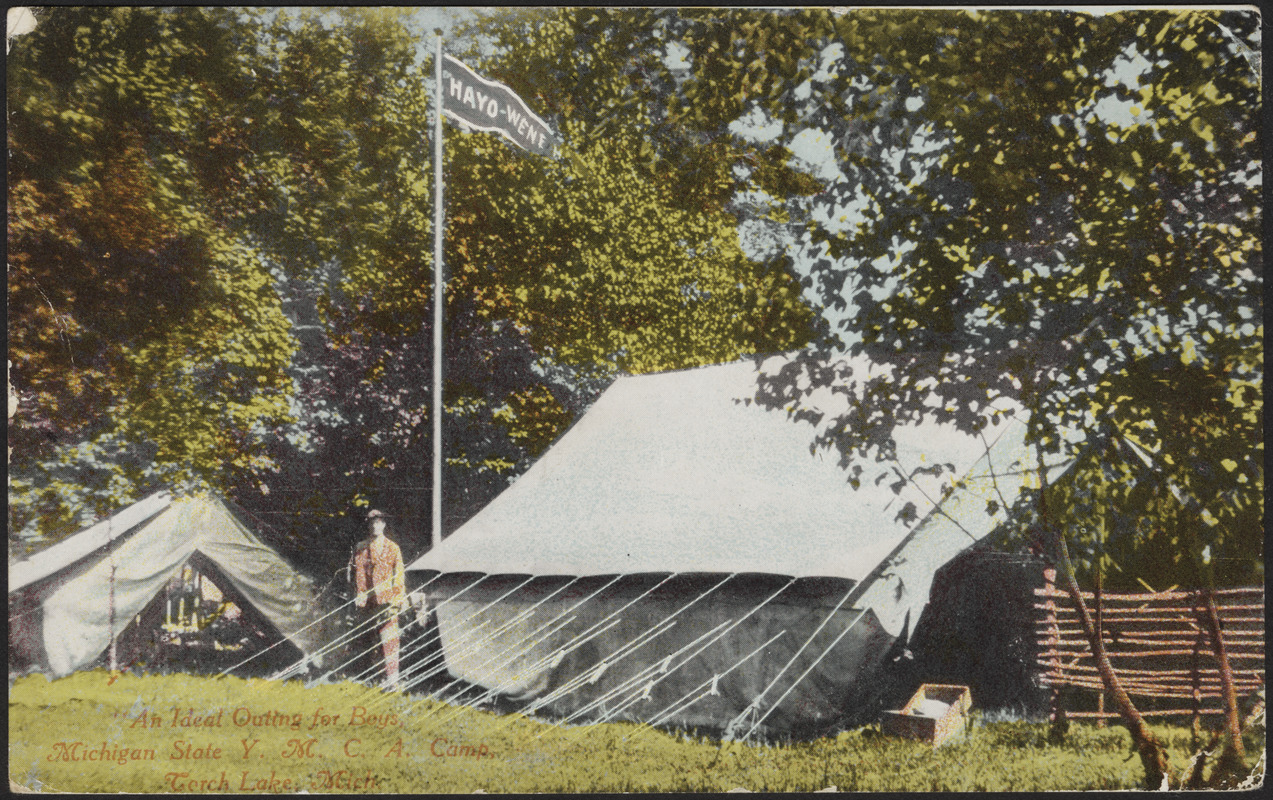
[351,509,406,689]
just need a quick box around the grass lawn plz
[8,671,1265,792]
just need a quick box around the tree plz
[8,8,820,582]
[7,9,1261,780]
[7,7,297,544]
[698,9,1260,787]
[563,6,1259,785]
[230,7,821,571]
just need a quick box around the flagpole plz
[431,30,444,552]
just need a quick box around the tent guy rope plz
[522,572,739,725]
[368,576,597,712]
[417,575,621,717]
[543,577,797,739]
[740,608,869,742]
[722,582,859,740]
[636,630,789,734]
[314,575,491,686]
[348,575,536,703]
[241,572,445,681]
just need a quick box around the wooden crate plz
[880,684,972,747]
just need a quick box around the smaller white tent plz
[8,493,325,677]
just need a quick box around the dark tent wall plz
[903,549,1052,718]
[419,572,896,738]
[7,591,47,675]
[416,548,1067,733]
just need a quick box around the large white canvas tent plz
[408,358,1068,737]
[8,493,326,677]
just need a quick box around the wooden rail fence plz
[1034,570,1264,725]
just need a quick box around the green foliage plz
[649,8,1261,584]
[116,235,296,483]
[10,6,1257,592]
[8,7,819,565]
[7,7,299,544]
[448,8,819,374]
[1046,438,1264,590]
[9,671,1261,792]
[446,126,814,374]
[495,385,574,458]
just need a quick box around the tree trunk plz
[1052,535,1172,787]
[1199,587,1246,786]
[1034,445,1171,788]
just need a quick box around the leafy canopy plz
[608,8,1262,586]
[7,7,818,568]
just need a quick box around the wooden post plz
[108,563,118,672]
[1191,630,1204,748]
[1201,588,1245,774]
[1095,567,1105,728]
[1188,588,1203,747]
[1044,567,1065,738]
[107,516,118,672]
